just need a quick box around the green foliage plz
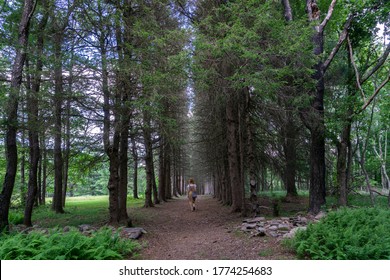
[289,208,390,259]
[8,211,24,225]
[0,227,140,260]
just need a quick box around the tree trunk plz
[158,137,166,201]
[143,112,154,208]
[24,3,47,224]
[52,31,65,214]
[303,0,329,214]
[118,98,130,222]
[130,134,139,199]
[226,94,243,212]
[62,97,71,208]
[164,143,172,199]
[20,117,26,206]
[41,133,47,205]
[284,114,298,198]
[336,119,351,207]
[0,0,36,231]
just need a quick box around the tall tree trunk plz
[52,31,64,214]
[246,92,258,210]
[0,0,36,231]
[284,111,298,198]
[302,0,334,214]
[41,132,47,205]
[143,112,154,208]
[336,117,352,206]
[62,42,75,208]
[62,97,71,208]
[130,134,139,199]
[107,135,120,224]
[20,114,26,206]
[164,143,172,199]
[226,94,243,212]
[24,2,47,224]
[357,103,376,206]
[152,168,159,204]
[158,137,166,201]
[118,103,130,222]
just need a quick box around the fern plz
[0,227,140,260]
[289,208,390,260]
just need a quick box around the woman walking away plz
[187,178,197,211]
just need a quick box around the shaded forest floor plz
[131,195,300,260]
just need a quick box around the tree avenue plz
[0,0,389,232]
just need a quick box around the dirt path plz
[132,195,295,260]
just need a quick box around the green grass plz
[26,196,145,228]
[258,248,274,257]
[326,194,389,209]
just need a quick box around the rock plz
[242,223,258,229]
[283,226,307,239]
[78,224,94,232]
[266,231,279,238]
[121,227,146,239]
[268,225,278,231]
[243,217,266,223]
[252,231,266,237]
[257,227,266,233]
[63,226,71,232]
[299,217,308,224]
[278,224,290,231]
[315,211,326,220]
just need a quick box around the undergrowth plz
[286,208,390,260]
[0,227,140,260]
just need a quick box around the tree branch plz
[359,73,390,113]
[323,14,353,72]
[319,0,338,33]
[347,35,366,101]
[361,43,390,84]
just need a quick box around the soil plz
[131,195,299,260]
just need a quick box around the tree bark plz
[62,97,71,208]
[143,111,154,208]
[284,115,298,198]
[0,0,36,231]
[158,136,166,201]
[24,1,48,225]
[226,95,243,212]
[52,31,65,214]
[130,133,139,199]
[118,94,130,222]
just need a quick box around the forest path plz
[132,195,295,260]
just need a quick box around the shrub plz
[0,227,140,260]
[289,208,390,260]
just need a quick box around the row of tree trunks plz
[0,0,36,231]
[24,0,49,226]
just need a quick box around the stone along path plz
[132,195,295,260]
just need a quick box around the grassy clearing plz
[10,195,145,228]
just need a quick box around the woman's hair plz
[189,178,195,184]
